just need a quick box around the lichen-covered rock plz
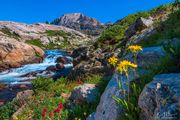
[93,73,139,120]
[92,46,167,120]
[71,46,90,65]
[125,46,166,69]
[14,90,34,107]
[70,84,99,104]
[68,47,109,80]
[138,73,180,120]
[87,112,96,120]
[127,26,156,44]
[136,46,166,69]
[125,17,154,37]
[67,61,107,80]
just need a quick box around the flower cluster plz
[41,107,47,119]
[107,56,118,66]
[107,45,141,90]
[53,103,63,114]
[41,103,64,119]
[75,81,83,85]
[66,81,83,88]
[127,45,143,53]
[116,60,137,75]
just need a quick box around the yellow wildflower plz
[84,112,87,116]
[12,115,18,120]
[127,45,143,53]
[107,56,118,66]
[116,60,137,75]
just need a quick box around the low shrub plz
[0,102,15,120]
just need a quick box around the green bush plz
[150,4,172,15]
[163,9,180,39]
[32,77,54,91]
[0,102,15,120]
[97,11,150,47]
[137,33,163,47]
[99,25,126,42]
[137,8,180,47]
[68,104,95,120]
[97,3,178,48]
[45,30,69,38]
[32,77,71,95]
[116,12,150,27]
[26,39,44,48]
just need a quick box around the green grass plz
[26,30,72,49]
[97,10,151,47]
[32,77,73,96]
[96,3,178,49]
[0,102,15,120]
[85,74,111,95]
[45,30,72,49]
[149,3,173,16]
[26,39,70,49]
[0,28,20,40]
[137,33,163,47]
[97,11,150,49]
[138,8,180,47]
[45,30,69,38]
[26,39,44,48]
[15,74,111,120]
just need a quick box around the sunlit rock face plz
[0,34,44,72]
[51,13,107,36]
[138,73,180,120]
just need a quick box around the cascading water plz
[0,50,73,85]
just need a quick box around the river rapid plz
[0,50,73,85]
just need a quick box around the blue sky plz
[0,0,174,24]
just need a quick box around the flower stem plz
[126,74,130,102]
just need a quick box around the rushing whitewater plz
[0,50,73,84]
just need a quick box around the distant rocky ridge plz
[51,13,107,36]
[0,21,91,48]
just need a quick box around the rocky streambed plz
[0,49,73,105]
[0,49,73,85]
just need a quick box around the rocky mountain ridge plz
[51,13,107,36]
[0,21,91,49]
